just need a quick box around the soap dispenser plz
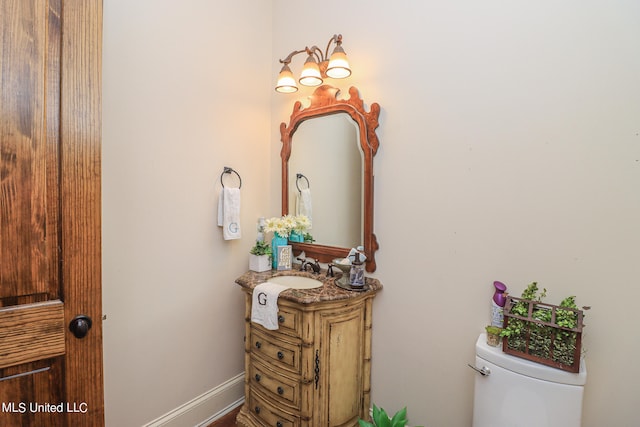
[349,247,365,288]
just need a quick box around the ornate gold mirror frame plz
[280,85,380,272]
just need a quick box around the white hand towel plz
[217,187,241,240]
[296,188,312,226]
[251,282,290,330]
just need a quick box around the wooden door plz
[0,1,103,426]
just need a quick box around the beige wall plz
[102,1,271,425]
[103,0,640,426]
[272,1,640,426]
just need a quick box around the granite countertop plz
[235,269,382,304]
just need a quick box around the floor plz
[207,406,240,427]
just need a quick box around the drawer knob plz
[278,315,285,323]
[254,406,261,414]
[255,374,261,382]
[277,351,284,360]
[277,422,283,427]
[255,341,262,349]
[277,386,284,395]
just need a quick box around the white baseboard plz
[195,397,244,427]
[143,373,245,427]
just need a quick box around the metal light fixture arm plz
[323,34,342,61]
[279,49,308,66]
[279,34,342,66]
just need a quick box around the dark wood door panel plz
[0,0,103,425]
[0,0,60,301]
[0,358,64,427]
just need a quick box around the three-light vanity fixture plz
[275,34,351,93]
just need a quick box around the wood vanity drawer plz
[250,357,300,408]
[252,304,301,339]
[251,329,301,374]
[273,305,301,338]
[249,390,299,427]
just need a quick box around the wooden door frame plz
[60,1,104,425]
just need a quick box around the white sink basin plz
[268,275,323,290]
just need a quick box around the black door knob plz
[69,315,93,339]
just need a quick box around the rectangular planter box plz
[502,296,584,373]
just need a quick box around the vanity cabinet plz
[235,271,381,427]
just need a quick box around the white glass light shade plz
[326,46,351,79]
[275,64,298,93]
[299,55,323,86]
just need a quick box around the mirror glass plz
[288,114,362,248]
[280,85,380,272]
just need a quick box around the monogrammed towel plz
[251,282,290,330]
[217,187,241,240]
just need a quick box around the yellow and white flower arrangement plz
[264,214,311,238]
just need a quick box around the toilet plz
[471,333,587,427]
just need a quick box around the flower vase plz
[271,234,288,269]
[289,231,303,242]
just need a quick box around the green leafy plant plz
[485,325,503,346]
[358,405,423,427]
[485,325,502,335]
[500,281,587,368]
[500,282,546,342]
[249,240,272,257]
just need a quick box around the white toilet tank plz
[472,333,587,427]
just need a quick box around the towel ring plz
[220,167,242,189]
[295,173,310,193]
